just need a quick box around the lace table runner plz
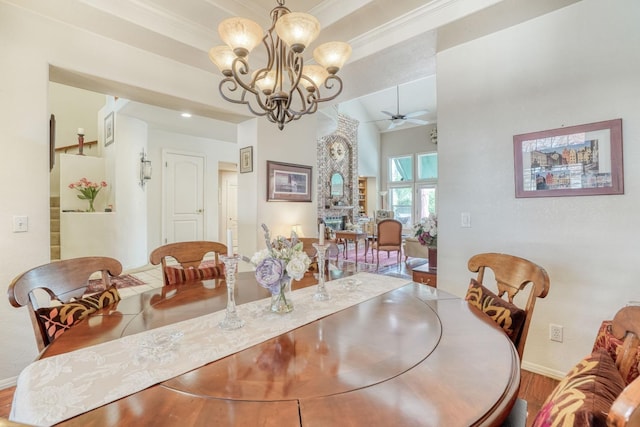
[11,272,411,426]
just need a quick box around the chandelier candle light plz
[208,0,352,130]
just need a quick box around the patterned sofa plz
[533,306,640,426]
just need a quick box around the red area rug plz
[87,274,146,294]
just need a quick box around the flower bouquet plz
[251,224,311,313]
[69,178,107,212]
[413,214,437,248]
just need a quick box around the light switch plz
[461,212,471,228]
[13,215,28,232]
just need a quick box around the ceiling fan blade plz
[405,110,428,118]
[406,118,428,125]
[381,111,395,117]
[387,121,397,130]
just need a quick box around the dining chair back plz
[370,219,403,267]
[7,256,123,351]
[467,252,550,359]
[149,241,227,286]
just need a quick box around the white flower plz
[251,224,312,285]
[286,252,311,280]
[250,248,270,266]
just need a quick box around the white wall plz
[437,0,640,378]
[49,83,105,196]
[380,124,438,187]
[238,117,319,256]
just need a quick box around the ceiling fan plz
[379,86,429,130]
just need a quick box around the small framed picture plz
[240,146,253,173]
[267,161,312,202]
[513,119,623,198]
[104,112,114,147]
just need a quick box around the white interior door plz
[164,151,204,243]
[226,181,238,251]
[219,170,238,252]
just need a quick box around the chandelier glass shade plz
[209,0,351,130]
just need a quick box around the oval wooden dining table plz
[38,272,520,427]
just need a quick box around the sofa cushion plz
[533,348,625,427]
[593,320,640,385]
[465,278,526,344]
[36,285,121,343]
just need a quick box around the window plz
[417,153,437,180]
[387,152,437,229]
[390,187,413,226]
[389,155,413,182]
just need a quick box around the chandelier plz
[208,0,351,130]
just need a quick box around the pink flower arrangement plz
[69,178,107,212]
[413,214,437,247]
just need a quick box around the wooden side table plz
[412,263,437,288]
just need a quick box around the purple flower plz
[255,257,286,294]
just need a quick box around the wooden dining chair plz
[149,241,227,286]
[467,252,550,360]
[7,256,123,351]
[370,219,403,267]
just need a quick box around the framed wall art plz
[267,161,312,202]
[239,146,253,173]
[513,119,623,198]
[104,111,114,146]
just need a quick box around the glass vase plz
[270,276,294,314]
[88,199,95,212]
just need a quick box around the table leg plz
[354,240,358,267]
[364,239,368,263]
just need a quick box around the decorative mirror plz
[330,172,344,197]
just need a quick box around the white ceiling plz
[13,0,568,136]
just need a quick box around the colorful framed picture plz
[513,119,623,198]
[267,161,312,202]
[240,146,253,173]
[104,112,114,147]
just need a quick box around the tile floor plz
[115,256,265,299]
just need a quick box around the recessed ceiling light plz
[181,112,192,118]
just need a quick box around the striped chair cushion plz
[164,264,222,285]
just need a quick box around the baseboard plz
[521,360,565,381]
[0,376,17,390]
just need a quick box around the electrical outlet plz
[549,324,563,342]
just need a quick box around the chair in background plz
[150,241,227,286]
[369,219,403,267]
[7,257,123,351]
[373,210,394,224]
[467,252,550,360]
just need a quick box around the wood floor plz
[0,259,559,424]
